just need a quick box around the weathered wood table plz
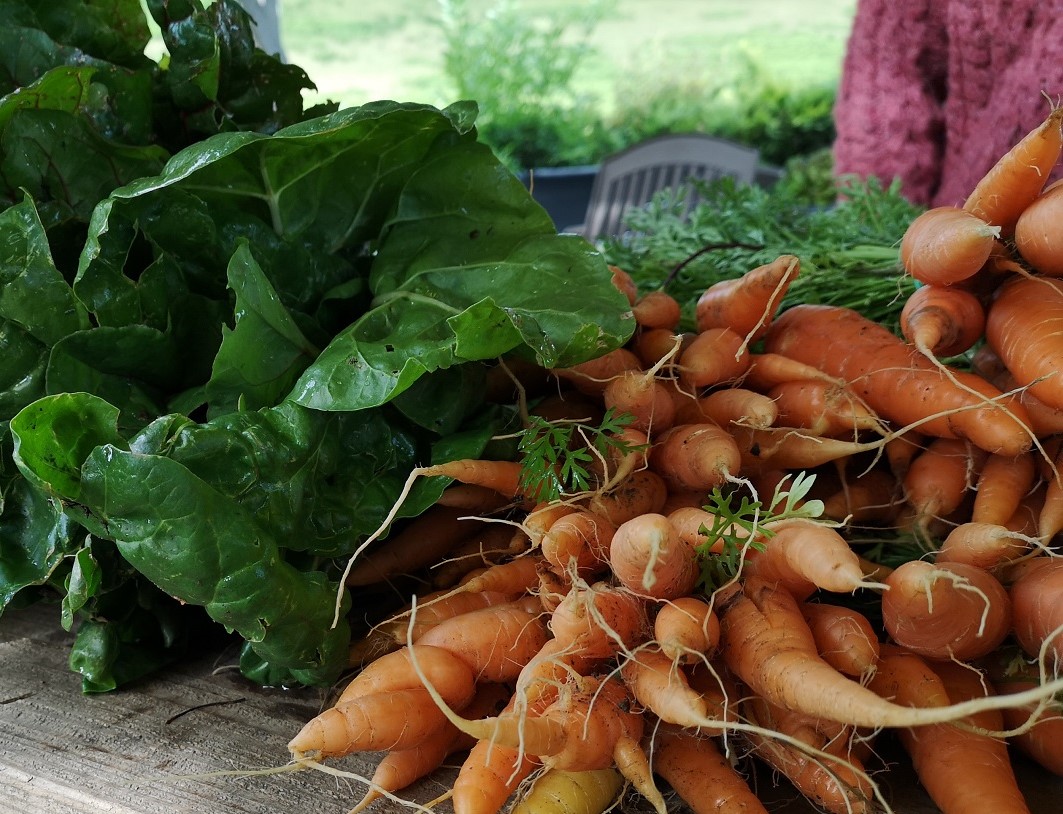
[2,604,1060,814]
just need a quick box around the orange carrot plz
[421,458,527,500]
[1014,179,1063,276]
[336,644,477,706]
[548,581,647,660]
[436,482,515,512]
[884,430,926,480]
[536,565,568,615]
[866,642,950,709]
[513,638,598,708]
[651,725,769,814]
[586,469,669,526]
[902,437,985,531]
[620,646,714,726]
[935,522,1031,569]
[903,660,1035,814]
[685,660,743,723]
[995,676,1063,777]
[1004,482,1046,537]
[767,379,884,438]
[529,390,605,426]
[694,254,800,340]
[345,504,483,586]
[686,387,778,430]
[350,683,510,813]
[552,347,643,397]
[654,595,720,662]
[677,327,752,390]
[742,693,875,814]
[964,106,1063,235]
[289,684,474,759]
[633,290,682,330]
[659,488,711,514]
[606,734,667,814]
[458,554,544,596]
[648,422,742,492]
[990,367,1063,437]
[745,518,874,598]
[540,509,615,579]
[666,505,722,551]
[1038,467,1063,544]
[729,425,882,475]
[800,602,880,678]
[821,467,902,526]
[597,425,650,487]
[899,205,1000,285]
[973,451,1037,527]
[445,675,649,779]
[743,351,844,391]
[416,597,549,682]
[985,275,1063,411]
[1008,556,1063,665]
[609,512,699,600]
[609,264,639,305]
[765,303,1034,456]
[874,645,1039,813]
[525,502,580,548]
[881,559,1012,661]
[900,283,986,358]
[632,328,692,369]
[373,589,515,646]
[602,369,676,434]
[431,524,528,589]
[452,736,537,814]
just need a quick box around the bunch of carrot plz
[285,105,1063,814]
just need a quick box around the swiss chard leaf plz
[0,193,90,345]
[12,392,351,685]
[203,241,320,416]
[0,475,82,611]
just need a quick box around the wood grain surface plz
[1,604,1060,814]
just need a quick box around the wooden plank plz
[1,604,1061,813]
[0,610,440,814]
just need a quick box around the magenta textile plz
[832,0,1063,207]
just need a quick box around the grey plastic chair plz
[572,133,761,240]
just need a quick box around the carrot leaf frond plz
[517,409,641,502]
[695,472,825,589]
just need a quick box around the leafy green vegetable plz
[0,0,632,692]
[604,175,923,334]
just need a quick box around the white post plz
[235,0,285,61]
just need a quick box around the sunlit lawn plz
[278,0,857,110]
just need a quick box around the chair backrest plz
[578,133,761,240]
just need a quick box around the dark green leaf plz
[0,321,47,419]
[10,392,126,500]
[0,108,166,224]
[61,543,102,630]
[204,242,319,415]
[0,193,90,345]
[0,476,80,611]
[45,326,181,431]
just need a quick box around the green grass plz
[279,0,857,111]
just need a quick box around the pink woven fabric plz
[833,0,1063,207]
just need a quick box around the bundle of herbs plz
[0,0,631,691]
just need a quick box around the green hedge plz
[436,1,836,172]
